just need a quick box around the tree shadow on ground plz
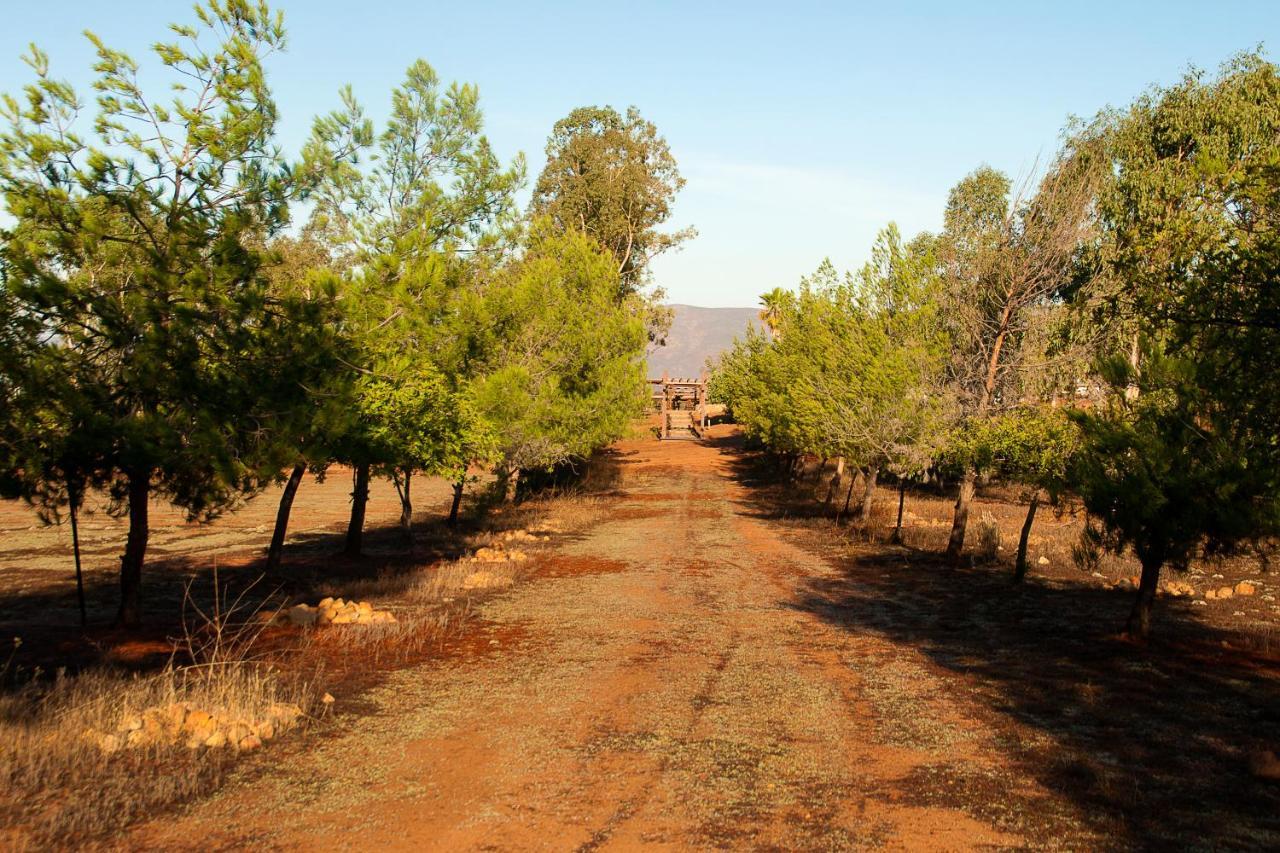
[0,503,493,680]
[725,445,1280,849]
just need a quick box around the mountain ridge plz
[645,303,762,379]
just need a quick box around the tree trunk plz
[447,476,465,527]
[344,462,370,557]
[813,457,828,484]
[1014,493,1041,582]
[394,468,414,545]
[1127,553,1163,640]
[1125,331,1141,402]
[837,478,857,524]
[69,486,87,627]
[860,466,879,520]
[116,467,150,628]
[891,478,907,544]
[945,467,977,563]
[825,457,845,507]
[503,467,521,504]
[266,462,305,573]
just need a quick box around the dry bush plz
[491,493,606,533]
[975,513,1002,561]
[845,499,898,544]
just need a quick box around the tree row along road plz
[134,431,1043,850]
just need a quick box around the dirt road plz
[126,430,1267,850]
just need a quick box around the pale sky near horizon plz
[3,2,1278,307]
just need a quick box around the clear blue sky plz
[3,1,1277,306]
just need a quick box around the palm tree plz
[758,287,791,338]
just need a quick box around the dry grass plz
[298,493,609,666]
[0,481,611,848]
[0,654,318,849]
[0,575,323,849]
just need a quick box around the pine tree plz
[301,59,523,553]
[0,1,335,625]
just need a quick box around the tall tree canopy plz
[938,156,1100,561]
[530,105,694,297]
[301,58,524,553]
[711,224,951,519]
[470,223,649,497]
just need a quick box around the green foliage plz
[1062,52,1280,627]
[1068,341,1278,572]
[472,224,648,474]
[301,59,524,489]
[711,224,951,475]
[530,105,694,297]
[359,365,493,482]
[943,406,1078,497]
[1094,51,1280,447]
[0,2,341,622]
[303,59,525,258]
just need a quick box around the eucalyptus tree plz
[530,106,694,298]
[0,1,337,626]
[301,59,523,554]
[939,157,1101,562]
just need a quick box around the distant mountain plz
[645,304,763,379]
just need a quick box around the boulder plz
[1236,581,1257,596]
[1037,556,1050,566]
[183,709,216,738]
[1218,586,1235,600]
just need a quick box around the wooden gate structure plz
[649,374,709,440]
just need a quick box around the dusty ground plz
[85,427,1278,851]
[0,469,460,672]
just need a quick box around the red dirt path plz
[111,430,1123,850]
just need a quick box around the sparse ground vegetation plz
[2,2,1280,849]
